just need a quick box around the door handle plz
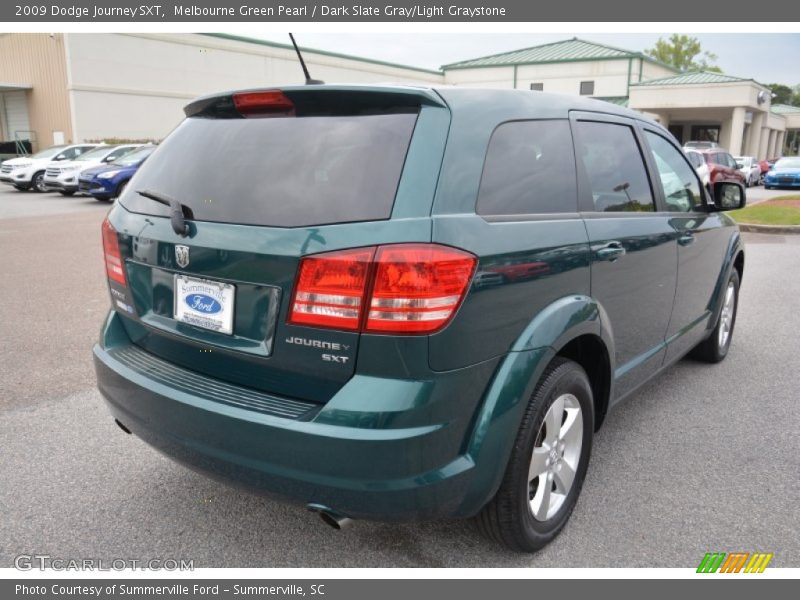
[678,232,695,246]
[595,241,626,262]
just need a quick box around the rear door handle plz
[678,232,695,246]
[595,242,626,262]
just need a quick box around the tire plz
[59,190,75,196]
[114,180,128,199]
[690,269,740,363]
[31,171,47,193]
[475,357,594,552]
[13,184,29,191]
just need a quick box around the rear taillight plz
[289,248,374,331]
[233,90,294,117]
[366,245,476,333]
[102,218,126,285]
[288,244,476,335]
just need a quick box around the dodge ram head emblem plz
[175,245,190,268]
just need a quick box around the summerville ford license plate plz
[174,275,235,335]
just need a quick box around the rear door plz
[571,112,677,399]
[108,88,449,403]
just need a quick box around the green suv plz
[93,85,745,552]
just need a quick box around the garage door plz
[1,91,31,143]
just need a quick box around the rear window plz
[120,113,418,228]
[477,120,577,216]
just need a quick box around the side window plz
[725,154,738,169]
[477,120,578,216]
[574,121,654,213]
[644,131,704,213]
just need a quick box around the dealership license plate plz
[174,275,235,335]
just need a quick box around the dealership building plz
[1,33,798,157]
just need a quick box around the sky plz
[250,33,800,86]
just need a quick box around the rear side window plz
[574,121,654,213]
[477,120,577,216]
[121,113,418,228]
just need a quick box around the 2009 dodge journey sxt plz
[94,85,745,552]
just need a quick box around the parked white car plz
[43,144,142,195]
[0,143,99,192]
[733,156,761,187]
[684,149,711,188]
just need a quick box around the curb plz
[738,223,800,234]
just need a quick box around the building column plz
[775,131,786,157]
[748,111,765,157]
[767,130,778,158]
[759,128,771,159]
[727,107,746,156]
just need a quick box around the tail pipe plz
[307,503,352,530]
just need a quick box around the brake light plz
[233,90,294,117]
[289,247,375,331]
[366,245,476,333]
[288,244,476,335]
[102,218,126,285]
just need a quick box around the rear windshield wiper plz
[136,189,191,237]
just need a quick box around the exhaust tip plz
[114,419,132,434]
[307,503,352,530]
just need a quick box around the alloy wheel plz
[528,393,583,521]
[718,281,736,350]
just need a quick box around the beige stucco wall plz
[64,33,444,140]
[629,81,772,112]
[0,33,72,148]
[444,58,644,97]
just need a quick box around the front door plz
[571,113,678,400]
[641,128,731,362]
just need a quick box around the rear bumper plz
[94,311,501,521]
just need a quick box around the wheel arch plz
[456,294,615,517]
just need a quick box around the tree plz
[645,34,722,73]
[767,84,794,105]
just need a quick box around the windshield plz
[112,146,155,166]
[30,146,67,159]
[75,146,118,162]
[120,113,418,228]
[776,157,800,169]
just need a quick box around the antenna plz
[289,33,324,85]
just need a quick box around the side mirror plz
[714,183,746,211]
[54,154,66,161]
[104,156,117,162]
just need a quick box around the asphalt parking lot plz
[1,186,798,568]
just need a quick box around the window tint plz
[477,120,577,216]
[579,81,594,95]
[724,153,738,168]
[121,113,417,228]
[686,151,703,169]
[645,131,704,213]
[574,121,654,213]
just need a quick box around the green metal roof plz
[594,96,629,107]
[771,103,800,114]
[631,71,758,87]
[442,37,676,71]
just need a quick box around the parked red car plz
[697,149,746,190]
